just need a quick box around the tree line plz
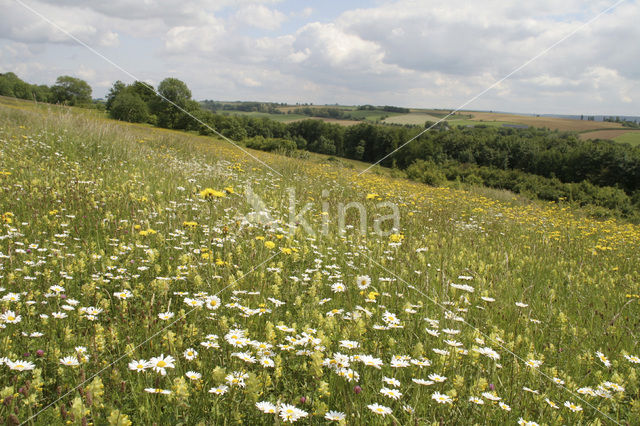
[0,72,93,106]
[2,72,640,219]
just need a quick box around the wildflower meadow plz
[1,97,639,425]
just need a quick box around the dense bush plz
[245,136,297,155]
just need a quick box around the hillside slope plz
[1,99,639,424]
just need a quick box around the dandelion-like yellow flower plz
[199,188,226,199]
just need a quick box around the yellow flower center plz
[157,361,167,367]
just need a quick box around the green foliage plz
[0,72,52,102]
[109,91,150,123]
[406,159,447,186]
[51,75,92,106]
[151,78,196,129]
[245,136,297,155]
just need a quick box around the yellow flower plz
[200,188,226,199]
[280,248,292,255]
[183,221,198,228]
[366,193,378,200]
[2,212,13,224]
[389,233,404,242]
[367,291,380,301]
[264,241,276,249]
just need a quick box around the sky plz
[0,0,638,115]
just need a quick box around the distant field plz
[467,111,625,132]
[286,117,361,126]
[348,109,402,121]
[580,129,640,146]
[382,112,443,125]
[383,112,521,128]
[219,111,307,122]
[447,119,522,128]
[615,131,640,146]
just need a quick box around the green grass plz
[218,110,308,122]
[0,96,639,425]
[614,131,640,146]
[447,119,525,128]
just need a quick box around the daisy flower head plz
[525,359,543,368]
[6,360,35,371]
[144,388,171,395]
[564,401,582,412]
[260,357,275,368]
[432,391,453,404]
[356,275,371,289]
[0,310,21,324]
[331,283,346,293]
[482,392,501,401]
[382,376,401,387]
[158,311,174,320]
[367,403,392,416]
[469,396,484,405]
[624,354,640,364]
[128,359,147,372]
[279,404,308,423]
[255,401,277,413]
[390,357,410,368]
[183,348,198,360]
[205,295,221,310]
[60,356,80,367]
[380,387,402,400]
[226,371,248,387]
[324,410,346,421]
[428,373,447,383]
[382,311,400,326]
[209,385,229,395]
[339,340,359,350]
[360,355,383,369]
[596,351,611,368]
[184,297,204,308]
[147,354,175,375]
[113,290,133,300]
[185,371,202,380]
[545,398,559,409]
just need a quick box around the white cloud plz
[0,0,637,114]
[235,5,286,31]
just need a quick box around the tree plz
[152,77,193,129]
[0,74,15,97]
[51,76,92,106]
[105,80,126,111]
[109,91,149,123]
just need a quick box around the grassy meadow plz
[1,98,639,425]
[579,130,640,147]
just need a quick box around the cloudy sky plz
[0,0,638,115]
